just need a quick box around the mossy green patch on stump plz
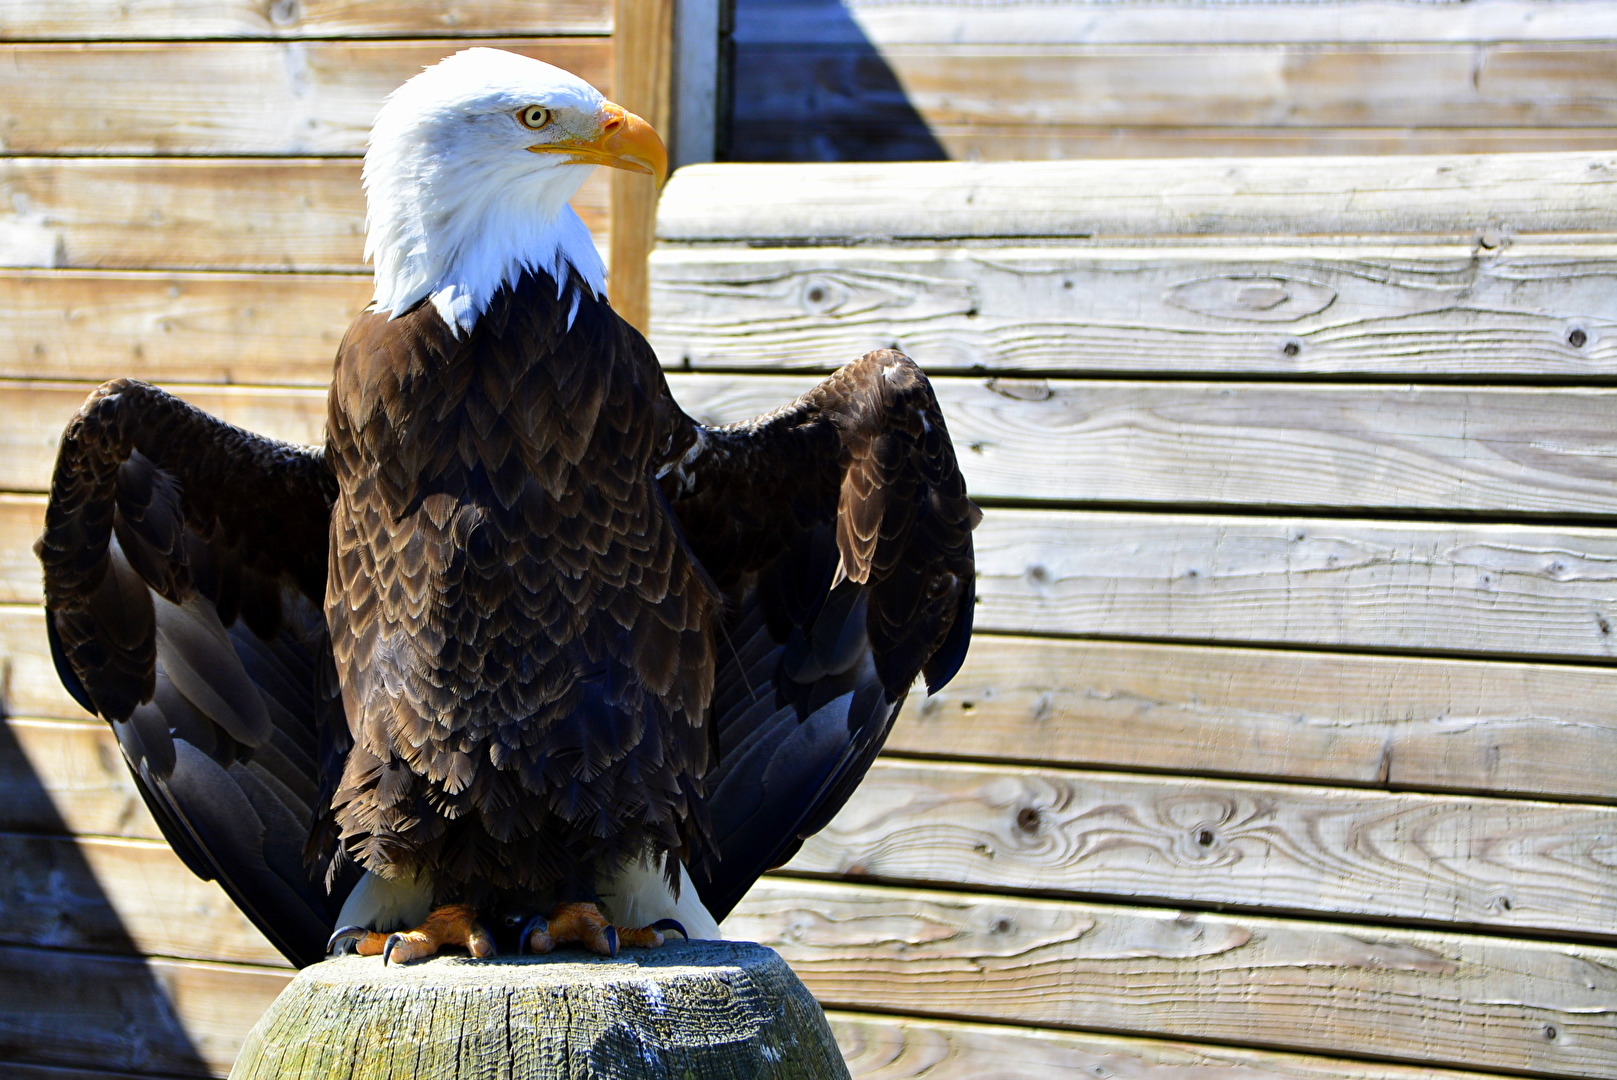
[229,939,849,1080]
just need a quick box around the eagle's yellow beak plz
[528,102,667,187]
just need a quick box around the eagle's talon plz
[382,932,406,966]
[651,918,688,941]
[326,925,369,955]
[519,914,555,955]
[603,925,620,958]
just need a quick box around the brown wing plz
[36,379,348,967]
[663,349,980,919]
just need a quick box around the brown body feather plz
[319,270,716,901]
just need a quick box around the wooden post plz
[228,940,851,1079]
[610,0,676,334]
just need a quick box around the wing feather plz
[662,349,978,919]
[37,379,348,967]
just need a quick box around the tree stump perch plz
[229,940,850,1079]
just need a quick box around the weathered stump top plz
[230,939,850,1080]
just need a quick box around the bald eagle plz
[37,48,977,966]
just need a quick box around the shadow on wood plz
[230,939,850,1079]
[0,711,215,1076]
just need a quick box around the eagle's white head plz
[363,48,666,334]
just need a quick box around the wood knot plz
[1016,807,1041,833]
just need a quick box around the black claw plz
[326,925,368,956]
[382,932,405,967]
[517,914,549,955]
[603,925,620,957]
[651,918,689,941]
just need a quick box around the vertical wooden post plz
[610,0,676,333]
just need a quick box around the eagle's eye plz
[517,105,552,131]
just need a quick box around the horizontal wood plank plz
[0,160,606,272]
[15,378,1617,517]
[787,759,1617,937]
[0,832,288,967]
[0,718,155,841]
[968,509,1617,661]
[0,40,609,155]
[725,879,1617,1077]
[0,0,609,40]
[650,244,1617,377]
[828,1011,1516,1080]
[735,0,1617,47]
[894,636,1617,802]
[0,944,287,1077]
[911,126,1617,166]
[656,153,1617,245]
[9,502,1617,660]
[0,272,365,385]
[733,44,1617,148]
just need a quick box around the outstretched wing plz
[36,379,347,967]
[664,349,979,920]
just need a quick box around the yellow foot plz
[327,903,496,965]
[520,901,688,958]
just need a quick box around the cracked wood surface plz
[231,945,849,1080]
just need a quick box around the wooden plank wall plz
[647,152,1617,1080]
[728,0,1617,162]
[0,3,631,1077]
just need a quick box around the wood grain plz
[649,244,1617,377]
[17,377,1617,518]
[725,879,1617,1078]
[786,759,1617,938]
[0,159,606,271]
[679,374,1617,513]
[0,0,610,39]
[892,636,1617,802]
[967,509,1617,661]
[0,832,288,967]
[0,272,366,385]
[0,40,609,155]
[0,943,288,1077]
[828,1011,1516,1080]
[655,153,1617,245]
[734,0,1617,47]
